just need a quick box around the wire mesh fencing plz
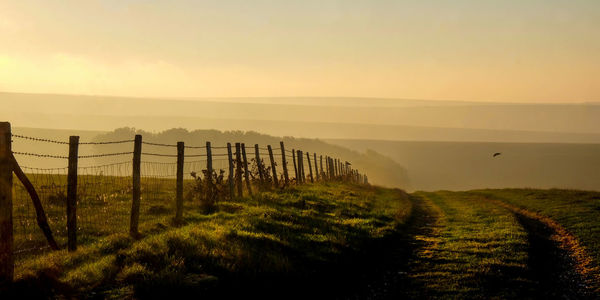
[3,129,369,277]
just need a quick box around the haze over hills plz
[5,92,600,191]
[329,139,600,192]
[2,92,600,143]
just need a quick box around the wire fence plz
[2,130,368,277]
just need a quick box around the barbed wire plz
[12,134,134,145]
[20,165,69,171]
[77,161,131,169]
[141,152,178,157]
[11,134,69,145]
[78,152,133,159]
[80,140,134,145]
[142,141,177,147]
[12,151,68,159]
[141,160,178,165]
[12,151,133,159]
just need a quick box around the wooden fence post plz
[206,141,213,192]
[298,150,306,183]
[325,156,329,180]
[175,142,185,224]
[331,158,335,179]
[267,145,279,187]
[254,144,264,186]
[0,122,13,283]
[319,155,323,181]
[296,150,302,184]
[241,143,252,196]
[313,153,319,181]
[280,142,289,186]
[292,149,298,183]
[67,136,79,252]
[227,143,234,198]
[332,158,336,178]
[130,134,142,237]
[306,152,314,183]
[235,143,243,197]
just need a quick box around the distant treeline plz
[93,127,410,188]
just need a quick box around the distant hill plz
[2,92,600,143]
[93,128,410,188]
[9,126,410,188]
[329,139,600,192]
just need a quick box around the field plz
[4,181,600,298]
[7,182,412,298]
[329,139,600,191]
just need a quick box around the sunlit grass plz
[473,188,600,291]
[12,182,411,298]
[407,191,532,298]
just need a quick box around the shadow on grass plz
[513,212,591,299]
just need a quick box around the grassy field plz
[5,181,600,299]
[473,189,600,288]
[8,182,411,298]
[404,191,533,298]
[12,169,203,257]
[392,190,600,298]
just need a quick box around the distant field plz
[329,139,600,191]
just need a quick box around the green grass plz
[407,191,532,298]
[472,189,600,284]
[12,171,221,258]
[10,176,600,298]
[10,182,411,298]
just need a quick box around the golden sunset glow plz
[1,1,598,102]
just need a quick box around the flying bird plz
[493,152,502,157]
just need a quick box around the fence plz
[0,121,368,283]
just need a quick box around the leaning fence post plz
[267,145,279,187]
[254,144,264,187]
[235,143,243,197]
[227,143,234,198]
[67,136,79,252]
[241,143,253,196]
[130,134,142,237]
[175,142,184,224]
[292,148,298,183]
[306,152,314,183]
[0,122,13,283]
[280,142,289,186]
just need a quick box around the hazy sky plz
[0,0,598,103]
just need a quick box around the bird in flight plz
[493,152,502,157]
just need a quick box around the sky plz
[0,0,598,103]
